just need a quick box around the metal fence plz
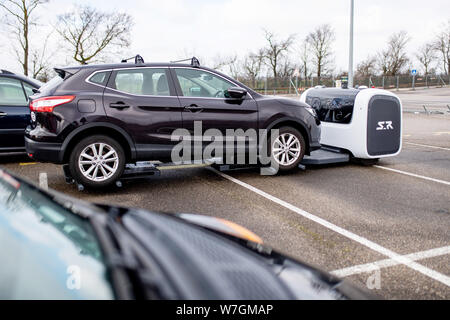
[239,74,449,95]
[354,75,449,90]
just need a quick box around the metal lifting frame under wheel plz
[63,158,233,191]
[62,162,161,191]
[62,151,355,191]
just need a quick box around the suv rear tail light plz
[30,96,75,113]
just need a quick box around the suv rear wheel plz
[69,135,125,188]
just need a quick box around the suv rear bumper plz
[25,137,64,163]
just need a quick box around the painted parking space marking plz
[39,172,48,190]
[374,165,450,186]
[210,168,450,287]
[332,245,450,277]
[432,132,450,136]
[19,162,37,166]
[404,142,450,152]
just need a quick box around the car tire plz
[269,127,306,172]
[69,135,125,189]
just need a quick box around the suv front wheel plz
[270,127,306,171]
[69,135,125,188]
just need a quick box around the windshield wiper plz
[91,209,177,299]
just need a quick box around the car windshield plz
[0,170,114,299]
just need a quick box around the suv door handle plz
[110,102,130,110]
[184,104,203,112]
[0,111,7,117]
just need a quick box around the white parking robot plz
[300,88,402,165]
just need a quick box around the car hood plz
[178,213,374,300]
[16,174,373,300]
[121,209,375,300]
[177,213,263,244]
[260,95,310,108]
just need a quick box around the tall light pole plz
[348,0,354,88]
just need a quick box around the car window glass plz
[89,71,110,86]
[22,82,35,101]
[114,68,170,96]
[0,171,114,299]
[174,68,234,98]
[0,78,27,106]
[39,76,63,96]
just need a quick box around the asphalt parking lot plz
[1,88,449,300]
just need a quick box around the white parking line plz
[210,168,450,287]
[404,142,450,152]
[332,245,450,277]
[374,165,450,186]
[39,172,48,190]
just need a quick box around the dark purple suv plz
[25,57,321,188]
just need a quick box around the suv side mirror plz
[225,87,247,99]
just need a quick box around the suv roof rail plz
[170,57,201,68]
[0,69,15,75]
[121,54,145,66]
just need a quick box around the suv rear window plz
[39,76,63,96]
[89,71,111,86]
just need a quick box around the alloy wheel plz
[272,133,302,166]
[78,143,119,182]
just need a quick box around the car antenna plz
[170,57,201,68]
[121,55,145,65]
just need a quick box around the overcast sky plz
[1,0,449,75]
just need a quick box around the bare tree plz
[0,0,48,76]
[226,55,242,80]
[306,24,335,83]
[434,20,450,75]
[277,58,295,79]
[299,40,311,83]
[212,54,232,70]
[377,31,410,76]
[212,54,241,79]
[355,56,377,78]
[416,43,436,76]
[377,50,390,76]
[56,5,133,65]
[262,29,295,80]
[242,49,265,87]
[30,31,52,80]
